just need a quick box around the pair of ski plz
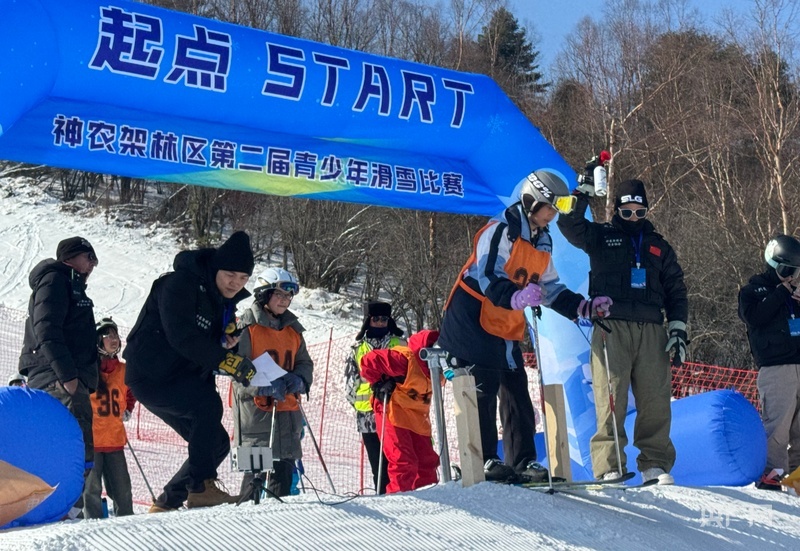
[520,308,650,494]
[521,471,636,492]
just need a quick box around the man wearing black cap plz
[344,301,406,493]
[124,230,258,510]
[558,178,688,486]
[18,235,100,519]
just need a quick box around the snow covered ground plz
[2,482,799,550]
[0,178,365,343]
[1,177,799,550]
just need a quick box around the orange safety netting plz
[1,305,759,507]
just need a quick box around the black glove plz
[665,321,689,368]
[283,372,307,394]
[257,377,287,401]
[371,378,397,403]
[216,353,256,386]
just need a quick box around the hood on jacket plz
[28,258,73,289]
[242,300,305,333]
[408,329,440,371]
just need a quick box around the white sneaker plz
[641,467,674,485]
[601,471,622,481]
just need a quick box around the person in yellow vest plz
[439,169,613,483]
[360,329,441,494]
[232,267,313,498]
[344,301,406,494]
[83,318,136,518]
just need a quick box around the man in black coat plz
[125,231,257,511]
[739,234,800,489]
[557,179,688,486]
[18,236,100,519]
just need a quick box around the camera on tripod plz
[231,445,273,472]
[577,150,611,196]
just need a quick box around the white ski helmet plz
[254,267,299,305]
[518,169,575,215]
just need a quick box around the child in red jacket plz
[360,329,441,494]
[84,318,136,518]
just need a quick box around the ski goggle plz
[274,281,300,294]
[527,195,576,216]
[618,207,648,220]
[370,315,390,323]
[775,263,800,279]
[553,195,577,214]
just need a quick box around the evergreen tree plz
[476,7,548,98]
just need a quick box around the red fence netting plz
[1,306,758,508]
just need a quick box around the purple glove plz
[510,283,543,310]
[577,296,613,319]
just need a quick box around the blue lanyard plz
[788,298,796,319]
[220,303,234,344]
[630,232,643,269]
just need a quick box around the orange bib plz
[387,347,435,436]
[249,324,302,412]
[91,361,129,450]
[446,221,549,341]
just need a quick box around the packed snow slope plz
[1,482,799,550]
[1,178,799,550]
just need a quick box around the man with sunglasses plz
[18,236,101,519]
[739,234,800,490]
[557,178,688,486]
[439,169,609,484]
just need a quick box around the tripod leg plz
[252,473,263,505]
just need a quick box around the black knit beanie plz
[57,236,96,262]
[614,179,649,209]
[212,231,255,275]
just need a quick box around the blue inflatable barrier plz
[520,390,766,486]
[0,387,85,528]
[661,390,766,486]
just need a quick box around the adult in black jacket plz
[125,231,257,511]
[739,235,800,489]
[557,179,688,486]
[18,236,99,519]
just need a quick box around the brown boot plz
[186,479,239,509]
[148,502,180,513]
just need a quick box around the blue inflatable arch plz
[0,0,576,217]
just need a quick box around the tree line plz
[3,0,800,369]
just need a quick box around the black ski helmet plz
[96,317,118,334]
[519,170,571,214]
[764,235,800,278]
[96,317,118,348]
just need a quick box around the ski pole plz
[524,306,555,493]
[298,401,337,494]
[376,391,389,495]
[597,319,624,477]
[126,440,157,504]
[264,400,278,497]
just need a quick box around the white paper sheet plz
[249,352,288,387]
